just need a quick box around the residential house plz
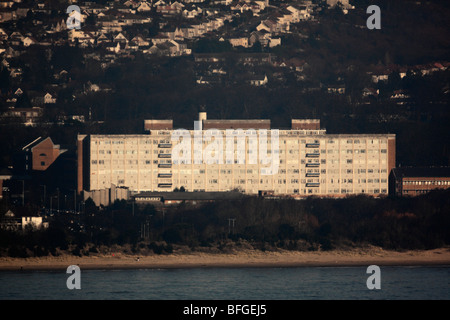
[124,0,140,8]
[268,37,281,47]
[0,211,48,231]
[180,24,198,39]
[14,88,23,96]
[327,85,346,94]
[10,67,23,78]
[249,30,281,47]
[182,6,202,19]
[68,29,96,46]
[0,10,16,22]
[148,40,178,56]
[1,58,9,68]
[283,57,307,72]
[22,36,38,47]
[370,66,391,83]
[151,34,171,45]
[2,107,43,126]
[44,93,56,104]
[136,1,152,12]
[239,53,272,65]
[0,28,8,41]
[0,1,14,8]
[196,75,223,85]
[96,32,109,44]
[148,40,190,56]
[229,36,250,48]
[327,0,353,10]
[286,5,311,22]
[4,46,20,59]
[249,30,268,46]
[131,35,150,47]
[256,19,276,33]
[390,90,410,105]
[156,1,185,16]
[194,53,227,63]
[113,32,128,44]
[98,15,123,33]
[159,26,179,40]
[231,1,262,14]
[52,19,67,33]
[9,31,24,46]
[247,74,268,86]
[362,87,379,98]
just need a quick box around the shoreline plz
[1,247,450,271]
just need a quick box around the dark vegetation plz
[1,189,449,257]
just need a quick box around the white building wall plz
[87,130,392,197]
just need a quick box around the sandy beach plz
[1,246,450,271]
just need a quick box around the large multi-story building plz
[77,113,395,198]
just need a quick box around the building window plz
[41,161,45,166]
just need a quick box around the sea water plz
[0,266,449,300]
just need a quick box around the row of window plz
[403,180,450,186]
[96,175,388,186]
[93,139,170,145]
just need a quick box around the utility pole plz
[57,188,60,212]
[21,180,24,206]
[228,218,236,235]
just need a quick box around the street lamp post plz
[20,180,24,206]
[40,185,46,208]
[57,188,60,213]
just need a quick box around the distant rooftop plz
[392,167,450,178]
[133,191,247,201]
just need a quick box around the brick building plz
[390,167,450,197]
[19,137,66,172]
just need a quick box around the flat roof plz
[392,167,450,178]
[133,191,247,201]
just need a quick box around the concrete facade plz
[78,113,395,198]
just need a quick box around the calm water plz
[0,266,449,300]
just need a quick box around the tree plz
[15,92,33,109]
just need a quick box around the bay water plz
[0,266,449,300]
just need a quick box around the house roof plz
[22,136,44,151]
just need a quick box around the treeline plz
[1,189,449,257]
[150,189,450,251]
